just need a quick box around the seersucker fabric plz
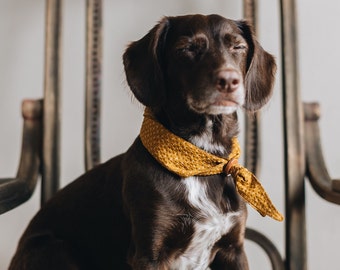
[139,107,284,222]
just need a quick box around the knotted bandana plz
[139,108,284,222]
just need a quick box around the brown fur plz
[9,14,275,269]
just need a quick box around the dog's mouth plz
[212,99,239,107]
[188,98,241,115]
[206,99,239,115]
[209,92,244,109]
[187,86,245,115]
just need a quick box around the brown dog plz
[9,14,276,269]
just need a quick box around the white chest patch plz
[189,119,226,155]
[170,177,239,270]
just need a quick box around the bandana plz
[140,108,283,221]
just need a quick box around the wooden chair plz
[1,1,339,269]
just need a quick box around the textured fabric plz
[140,108,284,222]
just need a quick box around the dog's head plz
[123,14,276,115]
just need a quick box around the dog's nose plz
[216,69,241,93]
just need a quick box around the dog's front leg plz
[210,245,249,270]
[129,257,168,270]
[125,206,173,270]
[127,237,169,270]
[209,222,249,270]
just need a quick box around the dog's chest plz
[170,177,238,270]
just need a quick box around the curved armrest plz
[245,228,285,270]
[0,99,42,214]
[304,102,340,204]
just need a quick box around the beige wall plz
[0,0,339,269]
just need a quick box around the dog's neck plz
[152,107,239,157]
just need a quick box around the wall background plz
[0,0,339,269]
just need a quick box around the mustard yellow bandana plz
[140,108,284,222]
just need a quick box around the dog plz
[9,14,276,270]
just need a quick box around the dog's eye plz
[176,38,208,59]
[233,44,247,51]
[179,43,205,53]
[177,45,201,59]
[181,44,196,53]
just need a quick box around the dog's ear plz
[237,21,277,112]
[123,17,170,107]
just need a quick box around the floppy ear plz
[237,21,277,112]
[123,17,170,107]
